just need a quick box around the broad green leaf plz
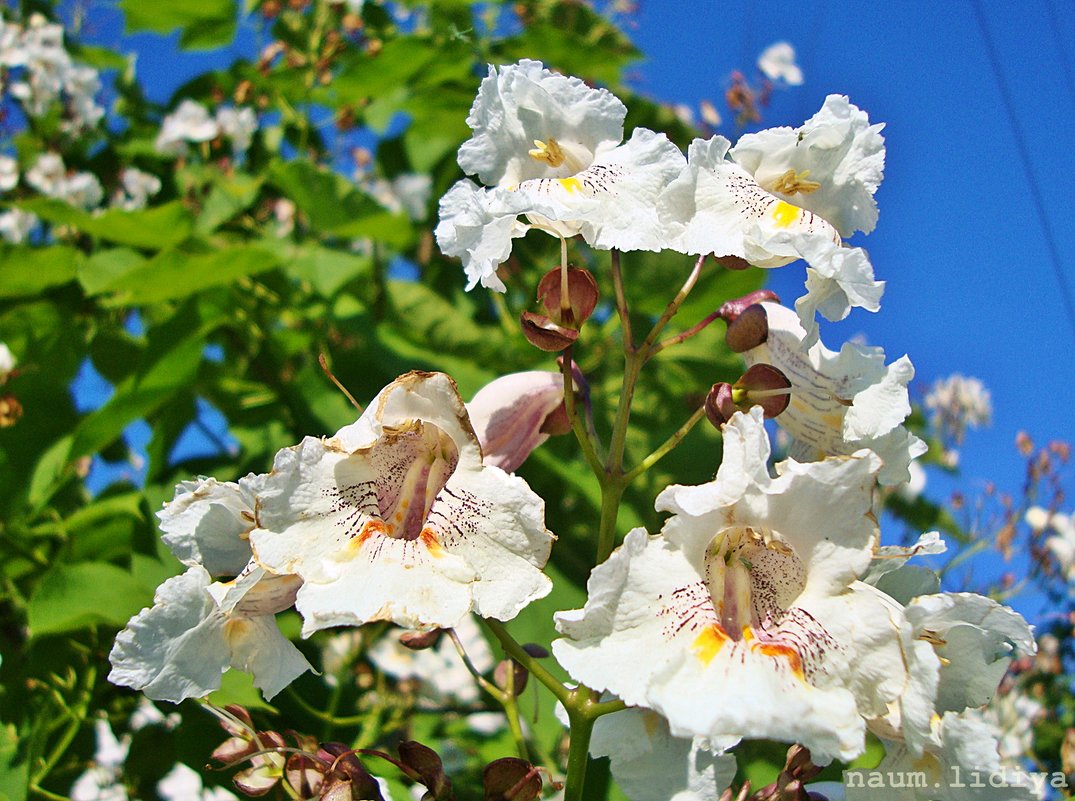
[0,245,79,298]
[26,435,75,511]
[19,199,194,250]
[78,248,147,295]
[101,245,281,305]
[285,245,371,298]
[120,0,237,50]
[27,562,152,637]
[194,174,265,234]
[0,724,28,801]
[329,38,437,106]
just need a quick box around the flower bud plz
[520,312,578,352]
[0,395,22,428]
[704,383,737,428]
[734,363,792,418]
[494,658,529,696]
[724,304,770,353]
[399,629,441,650]
[537,266,598,326]
[717,290,780,323]
[483,758,542,801]
[397,741,452,800]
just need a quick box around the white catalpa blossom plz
[155,100,221,156]
[437,59,685,291]
[554,409,905,764]
[741,302,925,485]
[0,209,37,243]
[1033,509,1075,581]
[730,95,885,237]
[25,152,104,210]
[970,687,1047,768]
[108,564,312,702]
[587,707,737,801]
[0,343,16,383]
[846,712,1039,801]
[466,370,566,472]
[215,107,258,154]
[249,371,554,634]
[157,763,238,801]
[757,42,803,86]
[70,718,129,801]
[0,155,17,192]
[924,374,992,445]
[112,168,162,211]
[365,173,433,222]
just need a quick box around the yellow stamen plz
[528,137,566,167]
[769,168,821,195]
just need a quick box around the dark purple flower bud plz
[724,304,770,353]
[537,267,599,326]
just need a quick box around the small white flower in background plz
[366,173,433,222]
[895,459,927,502]
[730,95,885,238]
[1029,508,1075,581]
[70,718,129,801]
[554,409,905,764]
[157,763,238,801]
[250,371,554,634]
[25,152,103,210]
[108,564,312,702]
[970,686,1046,772]
[369,615,494,707]
[740,302,925,485]
[273,198,297,237]
[215,106,258,154]
[62,171,106,210]
[757,42,803,86]
[924,373,992,445]
[699,99,722,127]
[437,60,685,291]
[0,343,17,383]
[112,168,162,211]
[155,100,220,156]
[466,370,566,472]
[0,209,38,244]
[0,155,17,192]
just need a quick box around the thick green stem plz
[639,254,706,354]
[481,619,571,708]
[561,698,596,801]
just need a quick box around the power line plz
[970,0,1075,350]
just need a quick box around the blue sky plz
[65,1,1073,619]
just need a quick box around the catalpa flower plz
[466,370,567,472]
[436,59,685,291]
[553,409,903,764]
[730,95,885,238]
[250,371,554,634]
[757,42,803,86]
[739,301,925,485]
[108,564,311,703]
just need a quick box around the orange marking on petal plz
[353,519,387,549]
[420,528,445,557]
[691,625,730,665]
[755,642,805,680]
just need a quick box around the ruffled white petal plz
[157,476,259,577]
[731,95,885,237]
[457,59,626,187]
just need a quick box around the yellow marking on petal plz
[420,528,445,557]
[771,200,803,228]
[691,625,730,665]
[529,137,565,167]
[741,625,756,642]
[557,177,583,194]
[224,617,252,638]
[768,168,821,196]
[755,641,805,680]
[821,411,844,429]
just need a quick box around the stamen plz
[528,137,566,167]
[768,168,822,195]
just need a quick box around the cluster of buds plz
[720,746,827,801]
[521,266,599,351]
[209,704,546,801]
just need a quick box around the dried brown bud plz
[536,267,599,326]
[714,255,752,270]
[285,754,324,798]
[520,312,578,352]
[483,757,541,801]
[724,304,769,353]
[494,658,529,696]
[399,629,441,650]
[0,395,22,427]
[397,741,452,800]
[521,643,549,659]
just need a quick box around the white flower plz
[466,370,565,472]
[0,343,16,383]
[113,168,162,211]
[366,174,433,222]
[215,107,257,153]
[0,155,17,192]
[895,460,927,502]
[741,302,925,485]
[156,100,220,156]
[1041,511,1075,580]
[25,152,103,210]
[157,476,262,577]
[970,688,1046,768]
[62,171,105,210]
[757,42,803,86]
[731,96,885,237]
[249,371,554,634]
[589,707,737,801]
[157,763,237,801]
[438,60,685,291]
[108,564,312,702]
[70,719,129,801]
[924,374,992,445]
[0,209,38,243]
[554,409,904,764]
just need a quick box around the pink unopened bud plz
[468,371,569,472]
[537,266,599,326]
[520,311,578,352]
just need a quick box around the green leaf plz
[194,174,264,234]
[120,0,237,50]
[78,248,148,296]
[0,245,79,297]
[27,562,152,637]
[0,724,28,801]
[19,199,194,250]
[285,245,372,298]
[101,244,281,305]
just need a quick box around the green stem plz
[611,250,633,352]
[639,254,706,354]
[31,663,96,789]
[561,689,597,801]
[563,346,604,476]
[480,619,571,707]
[623,405,707,485]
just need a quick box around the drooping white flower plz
[157,475,262,578]
[757,42,803,86]
[249,371,554,634]
[466,370,565,472]
[215,107,258,154]
[1040,511,1075,581]
[588,707,737,801]
[0,155,17,192]
[741,302,925,484]
[731,95,885,237]
[155,100,220,156]
[0,209,37,244]
[108,564,312,702]
[437,60,685,291]
[554,409,904,764]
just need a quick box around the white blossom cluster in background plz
[0,13,105,132]
[1027,506,1075,585]
[925,373,993,448]
[154,100,259,156]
